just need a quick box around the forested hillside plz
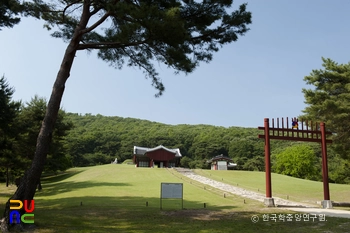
[2,109,349,184]
[64,113,291,169]
[62,113,350,184]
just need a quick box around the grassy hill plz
[195,169,350,204]
[1,164,349,232]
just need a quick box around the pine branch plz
[80,11,110,34]
[62,0,82,22]
[77,39,148,50]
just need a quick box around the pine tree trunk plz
[0,6,91,231]
[6,167,9,187]
[37,179,42,191]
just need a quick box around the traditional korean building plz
[207,154,236,170]
[132,145,182,168]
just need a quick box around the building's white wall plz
[217,161,227,170]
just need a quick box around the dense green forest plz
[62,113,349,184]
[64,113,268,167]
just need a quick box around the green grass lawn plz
[194,169,350,204]
[0,164,349,232]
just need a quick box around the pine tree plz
[0,0,23,29]
[301,58,350,157]
[0,76,21,187]
[1,0,252,230]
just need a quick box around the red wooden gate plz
[258,117,333,207]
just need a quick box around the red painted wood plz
[258,118,333,203]
[321,122,330,200]
[146,149,176,161]
[258,135,332,143]
[258,127,332,135]
[264,118,272,198]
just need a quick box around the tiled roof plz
[133,145,182,157]
[207,154,233,163]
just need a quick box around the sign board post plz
[160,183,183,210]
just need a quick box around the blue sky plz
[1,0,350,128]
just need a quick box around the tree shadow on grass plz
[36,180,131,197]
[41,169,84,183]
[33,195,246,232]
[30,196,350,233]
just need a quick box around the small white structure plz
[111,158,118,164]
[207,154,236,170]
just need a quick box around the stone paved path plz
[173,168,350,218]
[173,168,316,207]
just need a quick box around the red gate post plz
[320,122,332,208]
[264,118,274,207]
[259,118,332,208]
